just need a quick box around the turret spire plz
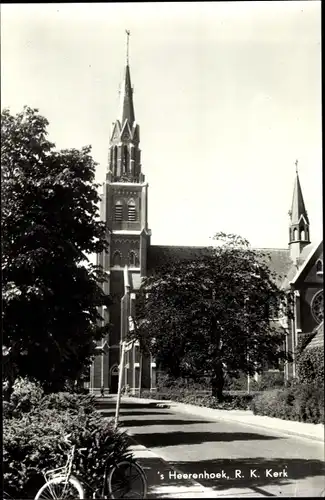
[290,162,309,226]
[288,160,310,261]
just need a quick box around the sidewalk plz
[123,396,324,442]
[127,437,216,498]
[97,397,217,497]
[101,396,324,497]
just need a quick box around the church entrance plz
[110,364,119,394]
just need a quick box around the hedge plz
[134,388,254,410]
[251,382,324,424]
[3,378,132,498]
[157,372,285,393]
[133,381,324,424]
[297,346,324,386]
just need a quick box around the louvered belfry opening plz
[115,203,123,221]
[129,251,136,267]
[128,201,136,221]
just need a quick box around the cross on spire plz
[125,29,130,65]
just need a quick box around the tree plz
[2,107,111,398]
[132,233,291,400]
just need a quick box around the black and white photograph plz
[2,2,323,498]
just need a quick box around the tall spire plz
[119,30,135,126]
[107,31,143,183]
[288,160,310,262]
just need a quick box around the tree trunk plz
[211,360,224,401]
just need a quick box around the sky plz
[1,1,322,250]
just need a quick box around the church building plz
[89,37,323,394]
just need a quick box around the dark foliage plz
[3,378,132,498]
[133,233,291,400]
[2,107,111,396]
[297,346,324,386]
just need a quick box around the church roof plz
[147,245,212,271]
[255,248,293,287]
[281,241,321,290]
[147,245,292,286]
[147,245,211,271]
[305,321,324,350]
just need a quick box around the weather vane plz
[125,29,130,65]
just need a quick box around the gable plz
[304,249,323,284]
[120,122,131,141]
[292,241,323,287]
[111,121,121,142]
[306,321,324,349]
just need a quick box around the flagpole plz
[114,341,126,430]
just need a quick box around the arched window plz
[311,290,324,324]
[114,146,118,173]
[123,145,129,173]
[300,229,305,241]
[112,251,122,267]
[110,364,119,376]
[129,251,136,267]
[114,201,123,221]
[316,259,323,274]
[128,200,136,221]
[293,228,298,241]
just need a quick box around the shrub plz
[156,375,209,392]
[9,377,44,417]
[251,389,298,421]
[297,346,324,386]
[135,388,253,410]
[4,386,132,498]
[255,371,285,391]
[40,391,96,415]
[224,373,258,391]
[291,383,324,424]
[251,383,324,424]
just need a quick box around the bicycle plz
[34,433,147,499]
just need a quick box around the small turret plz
[288,160,310,262]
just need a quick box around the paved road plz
[99,399,325,498]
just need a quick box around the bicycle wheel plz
[108,460,147,499]
[34,476,84,499]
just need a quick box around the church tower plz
[90,32,151,394]
[288,161,310,263]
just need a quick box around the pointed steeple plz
[288,160,310,262]
[107,31,143,184]
[290,160,309,225]
[119,30,135,126]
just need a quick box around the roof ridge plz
[150,244,209,249]
[255,247,290,251]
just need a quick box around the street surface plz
[99,399,325,498]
